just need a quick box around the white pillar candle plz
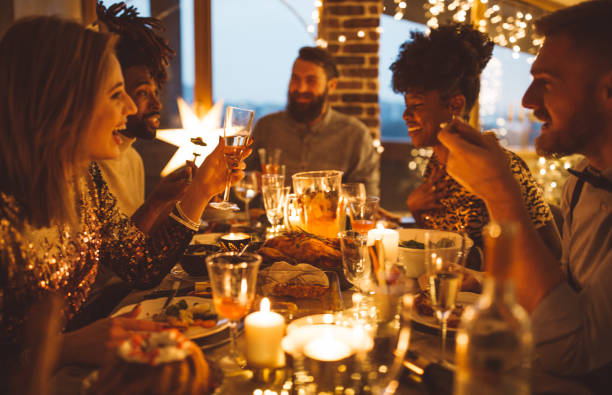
[245,297,285,368]
[367,226,399,263]
[303,335,353,362]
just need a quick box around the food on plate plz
[257,232,341,269]
[399,237,455,249]
[91,330,213,395]
[153,299,217,330]
[414,291,465,328]
[259,261,329,298]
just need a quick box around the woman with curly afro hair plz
[390,24,561,265]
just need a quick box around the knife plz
[162,280,181,310]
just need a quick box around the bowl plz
[396,228,473,278]
[181,244,219,276]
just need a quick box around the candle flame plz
[376,222,385,230]
[260,297,270,312]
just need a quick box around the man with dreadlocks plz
[95,1,188,233]
[64,2,189,329]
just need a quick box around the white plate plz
[412,292,479,332]
[112,296,228,340]
[170,264,209,282]
[190,233,222,245]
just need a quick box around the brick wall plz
[318,0,382,140]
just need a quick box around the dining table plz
[50,222,593,395]
[52,277,592,395]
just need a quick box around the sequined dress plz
[0,163,196,347]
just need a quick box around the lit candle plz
[219,232,251,252]
[245,297,285,368]
[303,333,352,362]
[367,225,399,263]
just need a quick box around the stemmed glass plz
[350,196,379,234]
[339,230,372,293]
[424,231,468,361]
[233,171,258,222]
[262,185,290,234]
[210,106,254,211]
[206,251,261,369]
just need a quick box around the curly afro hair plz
[390,24,493,113]
[95,1,174,86]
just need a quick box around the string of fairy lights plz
[296,0,576,203]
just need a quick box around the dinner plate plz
[411,292,479,332]
[112,296,228,340]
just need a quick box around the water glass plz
[262,185,290,233]
[339,230,372,293]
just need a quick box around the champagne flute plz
[233,171,259,222]
[425,231,468,361]
[339,230,372,293]
[210,106,254,211]
[206,251,261,369]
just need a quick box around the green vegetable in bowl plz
[399,237,455,250]
[400,240,425,249]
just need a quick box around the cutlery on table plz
[161,280,180,311]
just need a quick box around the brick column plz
[318,0,382,141]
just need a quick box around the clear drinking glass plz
[258,147,283,175]
[424,231,468,361]
[292,170,343,239]
[349,196,379,234]
[210,106,254,211]
[261,173,285,188]
[339,230,372,293]
[262,185,290,233]
[233,171,259,222]
[206,251,261,368]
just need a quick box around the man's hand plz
[437,118,522,210]
[406,166,445,213]
[148,162,196,205]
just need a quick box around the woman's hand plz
[406,166,445,213]
[60,304,166,367]
[192,137,252,199]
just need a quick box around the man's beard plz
[287,89,327,124]
[120,113,158,140]
[535,98,606,158]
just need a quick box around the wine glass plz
[262,185,290,234]
[205,251,261,369]
[339,230,372,293]
[350,196,379,234]
[424,231,468,361]
[210,106,254,211]
[233,171,258,222]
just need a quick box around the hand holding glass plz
[210,106,254,211]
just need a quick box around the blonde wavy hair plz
[0,16,118,228]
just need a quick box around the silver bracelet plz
[171,201,200,231]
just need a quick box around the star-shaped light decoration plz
[156,98,224,176]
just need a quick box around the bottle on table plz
[454,222,533,395]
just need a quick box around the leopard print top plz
[417,150,553,248]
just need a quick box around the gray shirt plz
[531,158,612,375]
[247,109,380,196]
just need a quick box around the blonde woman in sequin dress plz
[0,17,248,370]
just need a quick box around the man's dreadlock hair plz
[96,1,174,86]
